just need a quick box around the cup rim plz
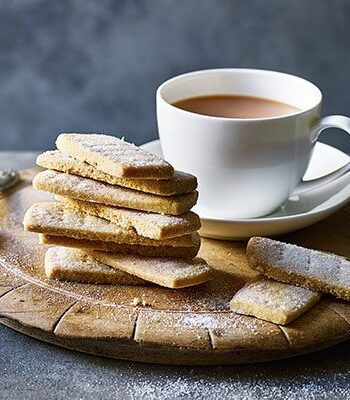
[157,68,323,122]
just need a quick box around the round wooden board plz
[1,169,350,365]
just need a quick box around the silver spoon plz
[0,169,20,191]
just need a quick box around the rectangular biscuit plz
[57,196,201,240]
[45,247,146,286]
[40,235,200,258]
[86,250,213,289]
[37,150,197,196]
[23,202,199,248]
[247,237,350,301]
[230,278,321,325]
[56,133,174,179]
[33,170,198,215]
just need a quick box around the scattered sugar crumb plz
[131,297,141,306]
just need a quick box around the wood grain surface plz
[0,169,349,365]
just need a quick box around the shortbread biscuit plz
[40,235,200,258]
[247,237,350,301]
[86,250,213,289]
[56,133,174,179]
[57,196,201,239]
[45,247,145,285]
[23,202,198,248]
[37,150,197,196]
[33,170,198,215]
[230,278,321,325]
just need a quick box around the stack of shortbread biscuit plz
[23,133,213,289]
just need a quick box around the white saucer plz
[141,140,350,240]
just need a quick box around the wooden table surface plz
[1,151,350,400]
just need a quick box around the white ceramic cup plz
[156,68,350,218]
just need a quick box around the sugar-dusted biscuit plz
[230,278,321,325]
[37,150,197,196]
[45,247,146,286]
[56,133,174,179]
[57,196,201,240]
[86,250,213,289]
[33,170,198,215]
[247,237,350,301]
[39,235,200,258]
[23,202,199,248]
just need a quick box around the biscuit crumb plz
[131,297,141,306]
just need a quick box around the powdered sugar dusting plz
[232,279,320,312]
[120,366,350,400]
[37,150,197,195]
[89,251,213,288]
[56,133,174,178]
[58,133,171,168]
[248,237,350,300]
[4,339,350,399]
[33,169,198,215]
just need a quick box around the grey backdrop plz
[1,0,350,151]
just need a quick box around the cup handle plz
[292,115,350,196]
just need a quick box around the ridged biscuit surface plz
[56,133,174,179]
[33,170,198,215]
[37,150,196,196]
[247,237,350,301]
